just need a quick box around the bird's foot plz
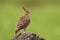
[24,31,27,34]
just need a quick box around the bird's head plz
[22,7,31,15]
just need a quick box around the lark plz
[15,7,31,35]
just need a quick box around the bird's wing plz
[17,16,30,27]
[23,16,30,26]
[17,16,25,26]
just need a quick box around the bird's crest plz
[23,7,26,10]
[22,7,31,13]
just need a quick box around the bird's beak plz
[29,10,32,13]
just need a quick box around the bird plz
[15,7,31,35]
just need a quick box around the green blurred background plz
[0,0,60,40]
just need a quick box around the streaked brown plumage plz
[15,7,31,34]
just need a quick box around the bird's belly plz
[20,22,29,29]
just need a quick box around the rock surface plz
[12,32,44,40]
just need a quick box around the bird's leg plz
[24,28,26,33]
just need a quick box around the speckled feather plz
[15,14,30,33]
[15,7,31,34]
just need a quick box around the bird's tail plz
[14,26,21,38]
[15,26,21,33]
